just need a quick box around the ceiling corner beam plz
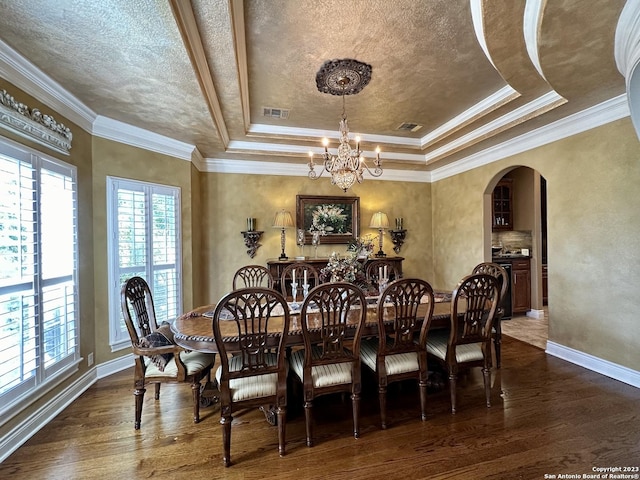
[229,0,251,131]
[169,0,230,148]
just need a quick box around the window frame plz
[106,177,182,352]
[0,136,80,420]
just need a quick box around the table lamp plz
[273,209,294,260]
[369,211,390,257]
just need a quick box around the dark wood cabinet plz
[492,178,513,231]
[266,256,404,292]
[511,258,531,314]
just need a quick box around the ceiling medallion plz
[308,59,382,192]
[315,58,372,96]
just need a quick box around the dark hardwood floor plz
[2,336,639,480]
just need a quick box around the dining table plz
[171,291,454,355]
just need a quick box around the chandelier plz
[308,59,382,192]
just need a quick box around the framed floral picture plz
[296,195,360,244]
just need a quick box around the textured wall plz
[432,117,640,371]
[198,174,432,305]
[91,138,195,364]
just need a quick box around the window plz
[107,178,181,351]
[0,139,79,413]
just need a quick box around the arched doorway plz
[484,166,548,349]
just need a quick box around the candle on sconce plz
[395,217,403,230]
[247,217,255,231]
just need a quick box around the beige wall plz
[199,173,432,305]
[431,117,640,371]
[91,138,196,364]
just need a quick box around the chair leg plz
[304,400,314,447]
[351,391,361,439]
[154,383,160,400]
[277,405,286,457]
[134,386,146,430]
[494,315,502,368]
[418,380,428,421]
[191,381,201,424]
[449,373,457,414]
[483,367,492,408]
[378,385,388,429]
[221,412,232,467]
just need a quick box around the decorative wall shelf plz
[241,231,263,258]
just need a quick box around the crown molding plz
[0,38,96,133]
[425,90,566,165]
[431,94,630,181]
[93,116,194,161]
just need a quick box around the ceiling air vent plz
[263,107,290,119]
[396,122,422,132]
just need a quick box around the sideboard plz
[266,256,404,291]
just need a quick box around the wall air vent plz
[263,107,290,119]
[396,122,423,132]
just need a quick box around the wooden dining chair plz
[360,278,435,429]
[121,276,215,429]
[425,273,500,414]
[279,262,320,299]
[211,287,290,467]
[232,264,274,290]
[290,282,367,446]
[472,262,508,368]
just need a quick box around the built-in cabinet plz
[511,258,531,314]
[492,178,513,231]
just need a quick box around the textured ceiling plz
[0,0,628,172]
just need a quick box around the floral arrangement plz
[320,252,362,283]
[309,204,347,235]
[347,234,376,258]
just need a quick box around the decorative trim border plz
[0,89,72,154]
[0,38,95,133]
[546,341,640,389]
[431,94,630,181]
[93,115,194,161]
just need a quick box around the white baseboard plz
[546,341,640,388]
[526,309,545,319]
[0,354,133,463]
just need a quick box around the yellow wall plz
[91,137,196,364]
[199,173,432,305]
[432,117,640,370]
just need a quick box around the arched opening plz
[483,166,548,349]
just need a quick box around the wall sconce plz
[273,210,294,260]
[390,217,407,254]
[241,217,263,258]
[369,211,390,257]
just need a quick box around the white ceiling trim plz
[419,85,519,148]
[430,94,630,182]
[226,140,426,163]
[425,90,566,165]
[247,123,423,148]
[524,0,545,80]
[201,157,432,183]
[470,0,494,69]
[93,116,194,161]
[0,38,96,134]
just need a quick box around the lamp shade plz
[272,210,294,228]
[369,211,390,229]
